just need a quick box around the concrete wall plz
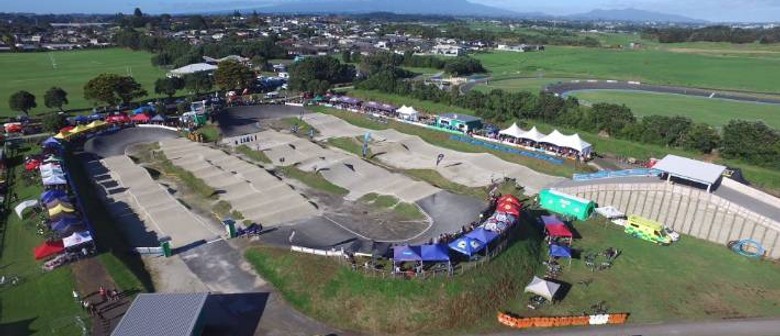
[555,182,780,259]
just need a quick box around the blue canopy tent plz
[448,236,486,257]
[40,190,67,203]
[42,137,61,148]
[420,244,452,274]
[87,113,103,121]
[393,245,423,275]
[133,105,155,114]
[50,216,82,233]
[465,227,500,255]
[73,115,89,123]
[549,243,572,266]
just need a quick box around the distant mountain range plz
[237,0,705,23]
[566,8,705,23]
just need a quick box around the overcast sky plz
[1,0,779,22]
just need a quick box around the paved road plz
[83,127,179,157]
[491,317,780,336]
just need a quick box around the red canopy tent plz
[545,223,573,238]
[498,195,522,207]
[5,123,23,133]
[496,201,521,216]
[25,159,41,171]
[33,240,64,260]
[60,125,75,133]
[131,113,151,123]
[106,113,131,123]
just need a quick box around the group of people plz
[428,221,480,245]
[232,134,258,146]
[76,286,120,320]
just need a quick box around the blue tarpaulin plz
[393,245,422,262]
[549,244,572,258]
[133,105,156,114]
[448,236,486,256]
[465,227,500,245]
[420,244,450,262]
[40,190,67,203]
[73,115,89,123]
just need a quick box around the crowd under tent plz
[539,130,593,157]
[14,199,39,219]
[63,231,93,249]
[396,105,419,121]
[33,240,64,260]
[524,276,561,301]
[448,236,486,257]
[652,154,726,193]
[519,126,546,143]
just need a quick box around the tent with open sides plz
[50,216,82,233]
[393,245,423,262]
[150,114,165,122]
[420,244,450,262]
[63,231,93,249]
[549,244,572,266]
[499,123,526,140]
[524,276,561,301]
[85,120,107,130]
[396,105,419,121]
[70,124,89,134]
[496,201,521,217]
[33,240,64,260]
[498,194,522,207]
[519,126,546,143]
[448,236,486,257]
[545,223,572,239]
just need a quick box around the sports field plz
[571,90,780,129]
[0,48,164,116]
[474,47,780,93]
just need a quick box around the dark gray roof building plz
[112,293,209,336]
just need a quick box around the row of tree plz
[114,28,287,69]
[643,26,780,44]
[351,51,486,77]
[8,87,68,115]
[379,23,600,46]
[288,56,356,95]
[355,67,780,169]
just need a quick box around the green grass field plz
[474,47,780,93]
[0,48,165,116]
[245,207,780,333]
[571,90,780,129]
[473,77,571,93]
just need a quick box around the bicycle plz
[0,275,22,288]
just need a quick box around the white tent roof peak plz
[499,122,525,138]
[397,105,418,115]
[521,126,547,142]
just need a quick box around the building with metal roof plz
[653,154,726,192]
[112,293,208,336]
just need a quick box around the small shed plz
[436,113,482,132]
[112,293,209,336]
[652,154,726,192]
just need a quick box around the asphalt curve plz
[83,126,179,158]
[216,104,306,137]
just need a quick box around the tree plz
[84,74,148,106]
[341,49,352,63]
[42,112,64,133]
[133,7,143,17]
[43,87,68,111]
[214,60,254,91]
[288,56,356,94]
[721,120,780,168]
[183,72,214,95]
[588,103,635,136]
[9,90,37,115]
[680,123,720,154]
[154,77,184,98]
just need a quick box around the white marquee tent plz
[499,123,525,139]
[539,130,593,156]
[524,276,561,301]
[520,126,546,143]
[396,105,419,121]
[168,63,218,77]
[14,199,39,219]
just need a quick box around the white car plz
[664,227,680,242]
